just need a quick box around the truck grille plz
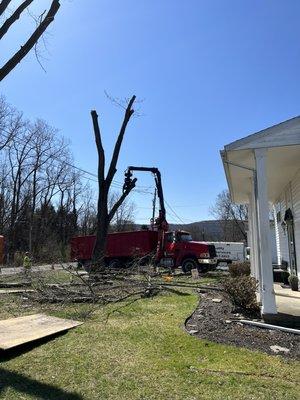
[208,245,216,258]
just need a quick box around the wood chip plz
[270,345,290,354]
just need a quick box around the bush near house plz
[222,275,259,313]
[280,270,290,285]
[288,274,299,291]
[228,262,250,277]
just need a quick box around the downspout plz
[272,204,281,266]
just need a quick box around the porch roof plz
[221,116,300,204]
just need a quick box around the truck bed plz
[71,230,159,262]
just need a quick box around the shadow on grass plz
[0,367,83,399]
[0,331,68,362]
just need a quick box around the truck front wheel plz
[182,258,198,273]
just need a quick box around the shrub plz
[281,270,290,285]
[228,262,251,277]
[288,274,299,291]
[222,275,259,312]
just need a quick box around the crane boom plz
[123,166,168,231]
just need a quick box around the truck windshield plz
[179,234,193,242]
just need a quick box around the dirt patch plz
[186,290,300,359]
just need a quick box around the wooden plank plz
[0,314,83,350]
[0,288,35,294]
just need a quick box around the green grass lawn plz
[0,276,299,399]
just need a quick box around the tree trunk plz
[90,96,136,271]
[92,189,109,268]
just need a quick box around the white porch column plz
[248,190,260,274]
[254,148,277,314]
[247,196,256,276]
[248,179,262,300]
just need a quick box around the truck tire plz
[182,258,198,273]
[78,260,91,273]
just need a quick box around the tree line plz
[0,97,135,264]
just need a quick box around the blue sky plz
[1,0,300,224]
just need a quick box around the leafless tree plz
[77,185,97,236]
[0,96,24,150]
[0,0,60,82]
[0,99,82,260]
[210,189,248,241]
[90,96,137,266]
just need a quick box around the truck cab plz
[162,230,216,272]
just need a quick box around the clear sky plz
[1,0,300,225]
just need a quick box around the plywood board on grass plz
[0,288,35,294]
[0,314,82,350]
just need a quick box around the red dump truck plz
[70,166,216,272]
[71,229,216,272]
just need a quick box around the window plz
[165,233,174,243]
[179,233,193,242]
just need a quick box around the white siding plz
[275,197,289,265]
[269,224,277,264]
[291,169,300,279]
[275,168,300,279]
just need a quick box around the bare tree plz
[0,96,24,150]
[77,185,97,236]
[210,189,248,241]
[0,102,80,260]
[90,96,137,266]
[0,0,60,82]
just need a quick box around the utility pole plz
[151,188,157,229]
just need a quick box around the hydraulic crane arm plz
[123,166,168,230]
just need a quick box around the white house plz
[221,116,300,315]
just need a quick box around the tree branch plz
[106,95,136,185]
[0,0,12,16]
[108,179,137,222]
[91,110,105,182]
[0,0,34,40]
[0,0,60,82]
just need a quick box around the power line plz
[0,130,149,192]
[164,199,187,224]
[1,132,198,224]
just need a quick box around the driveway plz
[0,263,76,276]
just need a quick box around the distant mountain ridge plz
[135,219,247,242]
[168,220,225,241]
